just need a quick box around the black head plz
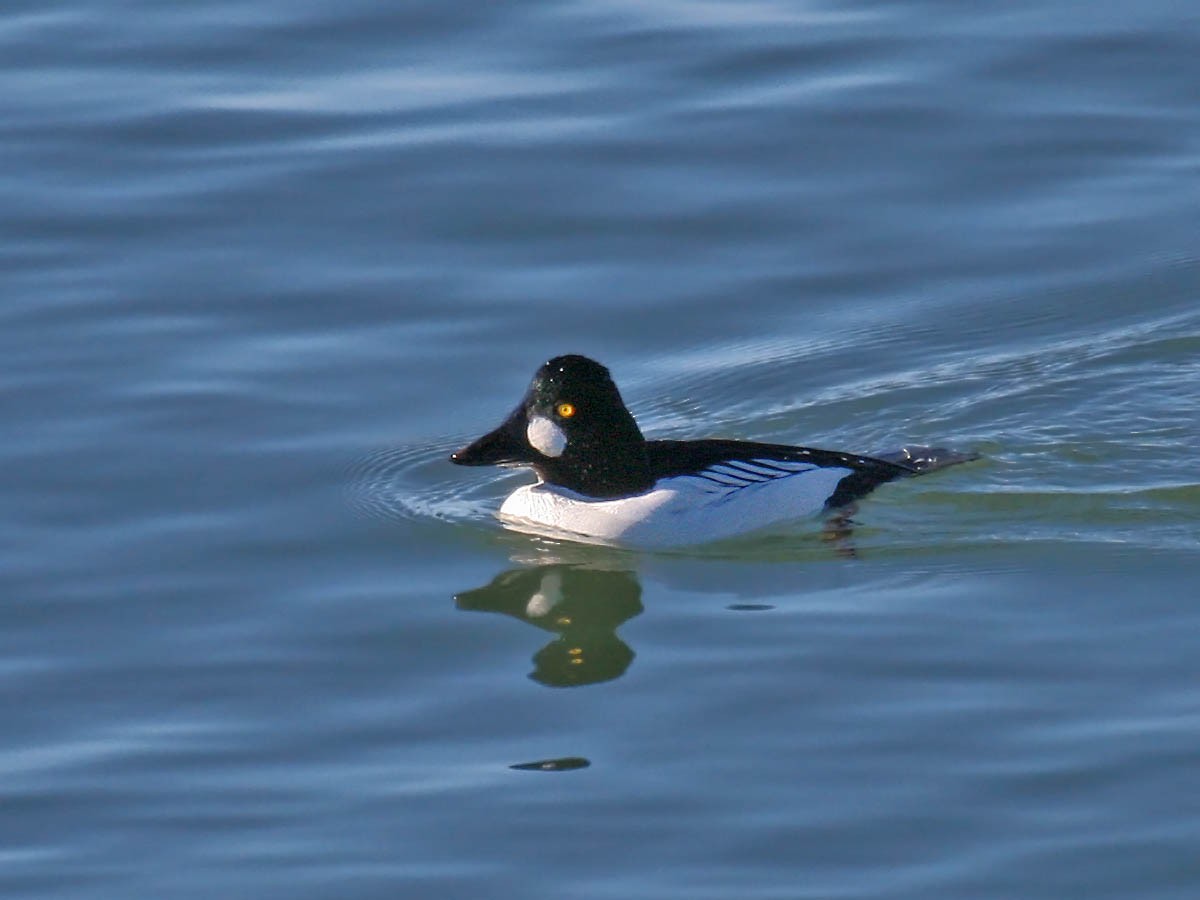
[450,355,654,498]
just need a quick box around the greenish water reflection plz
[456,565,643,688]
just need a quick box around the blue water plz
[3,2,1199,897]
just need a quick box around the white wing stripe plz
[718,462,779,479]
[748,458,817,474]
[696,471,756,486]
[687,457,822,492]
[707,464,771,482]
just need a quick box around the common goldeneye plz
[450,355,975,548]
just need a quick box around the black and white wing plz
[645,439,916,509]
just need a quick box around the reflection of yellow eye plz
[556,402,576,418]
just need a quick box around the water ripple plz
[346,441,508,527]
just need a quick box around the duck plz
[450,354,975,548]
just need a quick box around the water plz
[3,1,1199,897]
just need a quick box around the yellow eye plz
[556,402,576,418]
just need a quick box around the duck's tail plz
[875,446,980,475]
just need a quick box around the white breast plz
[496,463,854,548]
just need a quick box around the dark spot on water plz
[510,756,592,772]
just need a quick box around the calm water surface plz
[2,2,1199,898]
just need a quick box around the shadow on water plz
[455,564,643,688]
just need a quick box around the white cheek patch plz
[525,571,563,618]
[526,415,567,458]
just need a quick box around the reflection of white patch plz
[526,415,567,458]
[526,571,564,618]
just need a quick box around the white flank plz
[526,415,567,457]
[497,464,855,548]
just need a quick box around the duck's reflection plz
[455,564,642,687]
